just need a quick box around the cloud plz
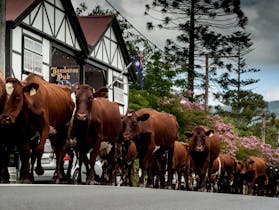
[242,0,279,66]
[265,88,279,102]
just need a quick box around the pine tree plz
[145,0,247,95]
[215,31,266,128]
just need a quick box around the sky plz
[72,0,279,103]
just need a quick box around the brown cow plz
[184,126,220,191]
[122,108,178,188]
[210,153,237,193]
[171,141,191,190]
[0,74,74,183]
[239,156,267,195]
[0,75,5,112]
[0,76,10,183]
[73,84,122,185]
[122,140,138,186]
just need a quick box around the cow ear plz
[93,87,108,98]
[23,83,39,96]
[184,131,193,138]
[248,160,255,164]
[205,129,214,137]
[137,113,149,122]
[72,83,80,93]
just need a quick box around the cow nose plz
[76,113,87,121]
[195,146,204,152]
[123,134,132,141]
[0,115,12,125]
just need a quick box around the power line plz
[104,0,164,53]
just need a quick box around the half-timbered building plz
[5,0,136,114]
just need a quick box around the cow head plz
[184,126,214,152]
[0,77,39,125]
[239,158,255,177]
[122,109,150,141]
[74,84,95,121]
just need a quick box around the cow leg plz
[30,147,37,177]
[66,148,75,180]
[0,145,8,183]
[184,169,189,191]
[128,160,134,186]
[30,137,43,176]
[87,140,101,185]
[159,153,167,188]
[199,159,211,192]
[18,143,33,183]
[137,159,146,187]
[0,146,10,183]
[177,170,182,190]
[166,146,174,189]
[84,153,90,181]
[107,142,117,185]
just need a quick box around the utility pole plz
[261,112,266,144]
[0,0,6,78]
[204,54,209,111]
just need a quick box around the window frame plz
[23,35,43,75]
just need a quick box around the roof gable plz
[78,15,114,47]
[6,0,88,54]
[6,0,35,21]
[78,15,136,82]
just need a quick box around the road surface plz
[0,184,278,210]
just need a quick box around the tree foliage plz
[215,31,266,130]
[145,0,247,94]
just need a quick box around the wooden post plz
[204,54,209,111]
[0,0,6,76]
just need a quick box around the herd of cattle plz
[0,73,278,197]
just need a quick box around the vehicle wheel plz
[72,168,80,185]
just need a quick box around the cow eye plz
[15,95,21,100]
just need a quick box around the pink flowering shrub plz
[158,92,213,137]
[159,92,279,164]
[214,114,279,164]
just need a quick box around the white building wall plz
[107,69,113,101]
[123,76,129,114]
[107,69,129,115]
[11,27,22,79]
[42,38,50,81]
[11,27,50,81]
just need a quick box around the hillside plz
[268,100,279,117]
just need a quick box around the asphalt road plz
[0,184,278,210]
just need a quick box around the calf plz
[210,153,237,193]
[184,126,220,191]
[265,165,278,197]
[239,156,267,195]
[171,141,191,190]
[123,140,138,186]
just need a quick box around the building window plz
[23,36,43,74]
[84,64,106,90]
[113,77,124,105]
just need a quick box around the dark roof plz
[78,15,114,47]
[6,0,34,21]
[5,0,89,55]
